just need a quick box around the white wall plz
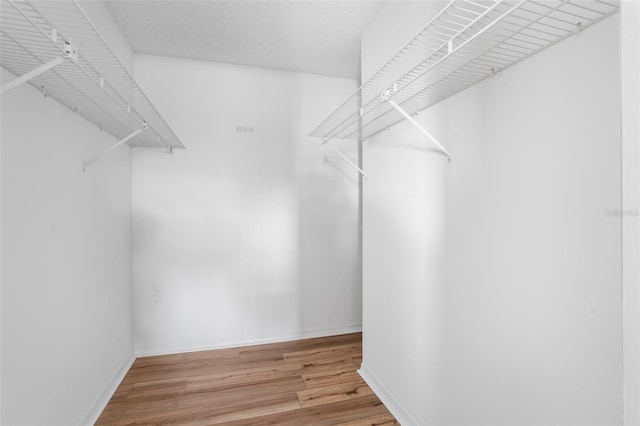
[360,4,448,424]
[362,3,622,425]
[131,55,361,355]
[1,3,135,424]
[621,1,640,424]
[0,66,133,424]
[441,15,621,424]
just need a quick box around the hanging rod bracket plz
[83,122,148,172]
[326,143,367,179]
[63,41,78,63]
[383,89,452,160]
[381,87,393,103]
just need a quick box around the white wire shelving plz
[0,0,184,162]
[310,0,619,165]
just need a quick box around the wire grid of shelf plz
[310,0,619,144]
[0,0,184,150]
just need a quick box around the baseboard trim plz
[135,323,363,357]
[358,362,419,426]
[79,352,135,425]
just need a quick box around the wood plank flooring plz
[96,333,398,425]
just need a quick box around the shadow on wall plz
[295,139,362,336]
[131,176,305,352]
[362,127,449,424]
[324,156,359,186]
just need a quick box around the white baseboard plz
[358,362,419,426]
[135,323,363,357]
[79,352,136,426]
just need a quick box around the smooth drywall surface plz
[1,4,135,423]
[132,55,360,355]
[1,66,133,425]
[622,1,640,424]
[361,3,448,424]
[362,3,622,425]
[441,15,621,425]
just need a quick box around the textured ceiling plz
[105,1,387,80]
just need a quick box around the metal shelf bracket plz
[1,41,77,95]
[83,121,148,172]
[310,0,619,145]
[323,137,367,179]
[1,56,63,94]
[1,0,184,150]
[383,88,452,160]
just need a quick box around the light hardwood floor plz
[96,333,398,425]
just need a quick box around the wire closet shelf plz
[0,0,184,150]
[310,0,619,145]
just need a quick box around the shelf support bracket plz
[83,122,147,171]
[1,40,77,95]
[1,57,64,94]
[324,139,367,179]
[384,91,452,160]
